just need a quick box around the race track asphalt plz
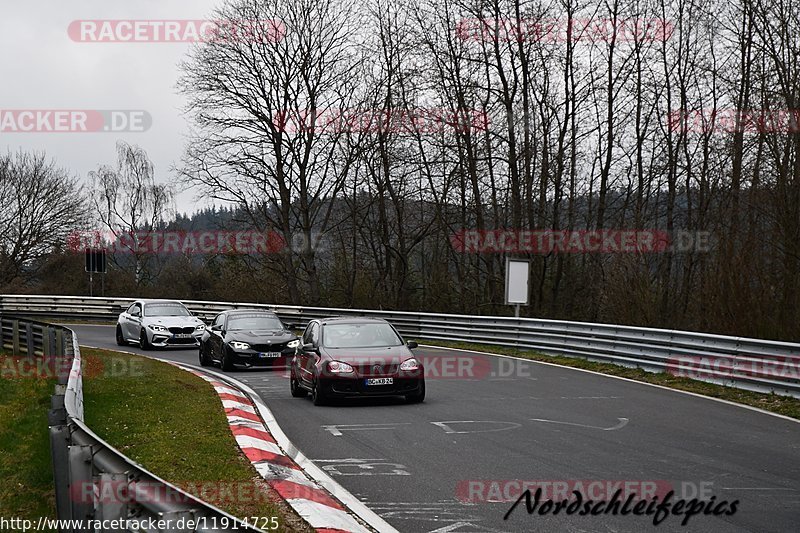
[69,324,800,533]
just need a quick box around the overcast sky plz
[0,0,226,215]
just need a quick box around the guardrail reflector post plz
[68,445,94,532]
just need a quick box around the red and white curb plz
[175,363,396,533]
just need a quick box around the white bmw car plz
[116,299,206,349]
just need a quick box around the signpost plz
[84,248,107,296]
[505,258,530,318]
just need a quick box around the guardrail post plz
[56,329,64,357]
[68,445,94,532]
[25,322,34,357]
[12,320,19,354]
[49,390,72,527]
[49,328,57,358]
[43,327,52,357]
[95,473,128,532]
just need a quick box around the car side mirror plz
[302,343,318,353]
[406,340,418,349]
[210,324,222,332]
[131,310,140,318]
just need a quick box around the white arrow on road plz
[529,417,629,431]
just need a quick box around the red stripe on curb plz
[242,448,301,469]
[218,392,254,404]
[269,479,345,510]
[225,408,261,422]
[231,425,277,444]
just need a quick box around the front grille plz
[356,363,398,377]
[168,327,195,334]
[252,342,288,352]
[167,337,197,345]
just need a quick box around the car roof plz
[139,299,186,305]
[319,316,389,325]
[223,309,278,316]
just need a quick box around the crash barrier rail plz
[0,315,262,532]
[1,294,799,398]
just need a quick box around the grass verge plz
[80,348,311,532]
[420,339,800,420]
[0,354,57,524]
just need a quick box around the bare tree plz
[89,141,174,286]
[0,150,87,288]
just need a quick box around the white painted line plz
[431,421,521,434]
[529,417,629,431]
[322,423,412,437]
[421,344,800,424]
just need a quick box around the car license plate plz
[259,352,282,358]
[173,333,192,339]
[365,378,393,386]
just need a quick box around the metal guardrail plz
[0,314,263,532]
[1,294,799,398]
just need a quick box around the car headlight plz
[400,358,420,371]
[194,324,206,331]
[327,361,354,373]
[148,324,168,333]
[286,339,300,349]
[230,341,251,351]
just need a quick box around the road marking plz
[529,417,629,431]
[312,458,411,476]
[431,421,521,434]
[427,522,508,533]
[322,423,412,436]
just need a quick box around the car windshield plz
[322,323,402,348]
[145,304,190,317]
[227,315,284,331]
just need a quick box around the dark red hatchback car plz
[290,317,425,405]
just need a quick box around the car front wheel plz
[290,376,308,397]
[139,329,152,350]
[116,325,126,346]
[405,380,425,404]
[221,348,235,371]
[199,344,211,367]
[311,379,327,406]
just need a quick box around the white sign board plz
[505,258,530,305]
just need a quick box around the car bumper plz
[230,351,292,368]
[150,332,203,347]
[318,376,424,397]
